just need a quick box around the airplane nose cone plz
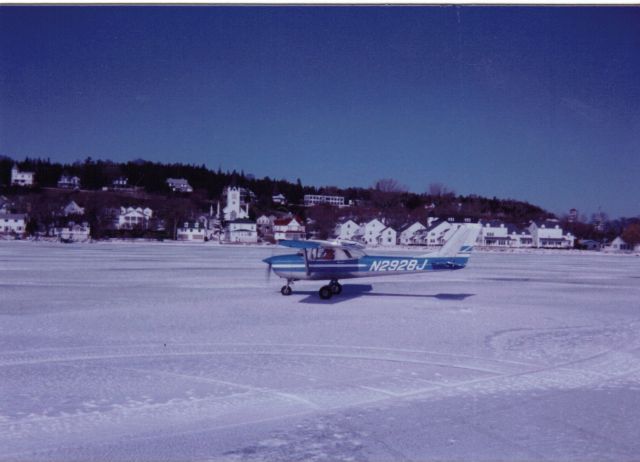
[262,256,273,265]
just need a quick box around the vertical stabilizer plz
[436,224,481,258]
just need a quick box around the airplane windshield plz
[344,248,366,259]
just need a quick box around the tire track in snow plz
[0,342,541,375]
[2,341,640,459]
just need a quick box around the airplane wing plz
[278,239,366,250]
[278,240,323,249]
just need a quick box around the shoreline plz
[1,236,638,257]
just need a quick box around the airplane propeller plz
[265,260,272,281]
[264,252,274,282]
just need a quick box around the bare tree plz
[427,182,454,197]
[371,178,407,211]
[306,204,339,240]
[622,223,640,247]
[374,178,407,193]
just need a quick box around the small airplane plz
[263,223,481,299]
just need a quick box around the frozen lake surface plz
[1,241,640,461]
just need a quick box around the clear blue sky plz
[1,6,639,218]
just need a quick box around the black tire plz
[330,283,342,295]
[319,286,333,300]
[281,286,292,296]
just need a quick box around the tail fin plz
[436,224,481,258]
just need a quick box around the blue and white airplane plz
[263,224,481,299]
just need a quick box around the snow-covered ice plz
[1,241,640,461]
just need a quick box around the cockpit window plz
[320,248,335,260]
[308,247,365,260]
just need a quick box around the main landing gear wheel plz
[319,285,333,300]
[281,285,292,296]
[330,281,342,295]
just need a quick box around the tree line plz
[3,155,636,244]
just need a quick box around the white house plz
[273,217,306,241]
[115,206,153,230]
[177,221,207,241]
[511,229,534,248]
[53,222,90,242]
[0,213,27,237]
[112,177,129,189]
[479,222,511,247]
[222,186,251,221]
[11,166,34,187]
[335,219,360,240]
[272,194,287,205]
[398,222,426,245]
[304,194,345,207]
[378,227,397,246]
[57,175,81,189]
[166,178,193,193]
[605,236,634,252]
[413,220,455,246]
[528,221,574,248]
[63,200,85,216]
[359,219,387,245]
[477,222,534,248]
[224,219,258,243]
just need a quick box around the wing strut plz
[303,248,311,276]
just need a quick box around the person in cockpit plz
[321,248,335,260]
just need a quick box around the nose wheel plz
[281,279,294,296]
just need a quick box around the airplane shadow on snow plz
[294,284,475,305]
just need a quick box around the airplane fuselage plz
[265,254,469,281]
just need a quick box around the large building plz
[10,166,34,187]
[477,222,533,248]
[528,221,574,248]
[222,186,252,221]
[304,194,345,207]
[224,219,258,243]
[176,221,207,241]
